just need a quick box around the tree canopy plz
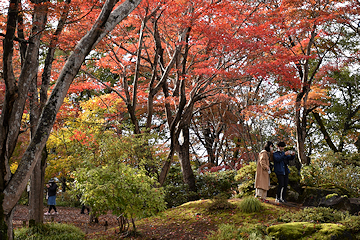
[1,0,360,239]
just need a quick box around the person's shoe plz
[282,199,287,203]
[275,199,283,204]
[262,199,269,203]
[44,212,51,215]
[53,211,59,215]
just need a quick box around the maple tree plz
[251,0,360,164]
[0,0,142,239]
[80,0,281,193]
[0,0,358,238]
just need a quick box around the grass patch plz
[238,196,264,213]
[15,222,85,240]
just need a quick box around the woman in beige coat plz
[254,141,273,202]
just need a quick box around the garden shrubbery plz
[163,165,239,208]
[234,162,256,198]
[207,193,236,211]
[278,207,350,223]
[301,151,360,198]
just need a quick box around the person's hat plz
[277,141,286,147]
[48,179,54,183]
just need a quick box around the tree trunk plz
[312,112,339,152]
[295,94,311,165]
[176,127,197,193]
[202,126,216,165]
[28,149,47,225]
[0,1,143,238]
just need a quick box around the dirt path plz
[13,205,118,235]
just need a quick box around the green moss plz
[267,222,348,240]
[279,207,349,223]
[325,193,338,199]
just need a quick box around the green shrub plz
[238,196,264,213]
[207,224,271,240]
[207,193,236,211]
[279,207,350,223]
[163,165,199,208]
[56,192,81,208]
[197,170,239,199]
[74,162,166,221]
[341,215,360,237]
[15,223,85,240]
[234,162,256,198]
[301,151,360,197]
[163,165,240,208]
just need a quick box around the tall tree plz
[312,70,360,153]
[253,0,357,164]
[0,0,142,239]
[82,0,272,192]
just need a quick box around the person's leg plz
[259,188,268,201]
[255,188,260,198]
[282,173,289,202]
[260,189,267,199]
[276,174,285,201]
[81,205,85,214]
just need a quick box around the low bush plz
[207,224,271,240]
[341,215,360,238]
[197,170,239,200]
[278,207,350,223]
[15,222,85,240]
[238,196,264,213]
[234,162,256,198]
[163,165,239,208]
[301,151,360,198]
[207,193,236,211]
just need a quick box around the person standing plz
[254,141,274,203]
[45,179,58,215]
[273,141,295,203]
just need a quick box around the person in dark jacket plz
[45,179,58,215]
[273,141,295,203]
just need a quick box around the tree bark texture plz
[0,0,143,239]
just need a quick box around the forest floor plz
[13,199,302,239]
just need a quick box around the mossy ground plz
[89,198,298,239]
[267,222,348,240]
[14,199,358,240]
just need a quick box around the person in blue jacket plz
[45,179,58,215]
[273,141,295,203]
